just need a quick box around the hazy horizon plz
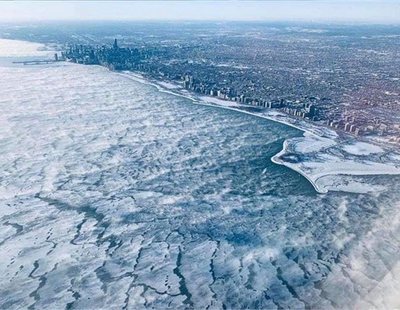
[0,0,400,24]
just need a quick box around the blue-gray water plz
[0,62,399,309]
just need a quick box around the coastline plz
[270,139,328,194]
[115,70,331,194]
[118,70,320,136]
[113,68,400,195]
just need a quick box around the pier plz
[12,59,59,65]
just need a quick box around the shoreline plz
[270,139,328,194]
[113,69,400,194]
[118,70,321,137]
[116,71,334,194]
[115,70,332,194]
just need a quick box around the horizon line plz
[1,19,400,26]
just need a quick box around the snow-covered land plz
[271,133,400,194]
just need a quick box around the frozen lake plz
[0,43,400,309]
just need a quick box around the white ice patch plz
[0,39,54,57]
[292,132,337,154]
[343,142,384,156]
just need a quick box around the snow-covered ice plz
[0,39,54,57]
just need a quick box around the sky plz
[0,1,399,24]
